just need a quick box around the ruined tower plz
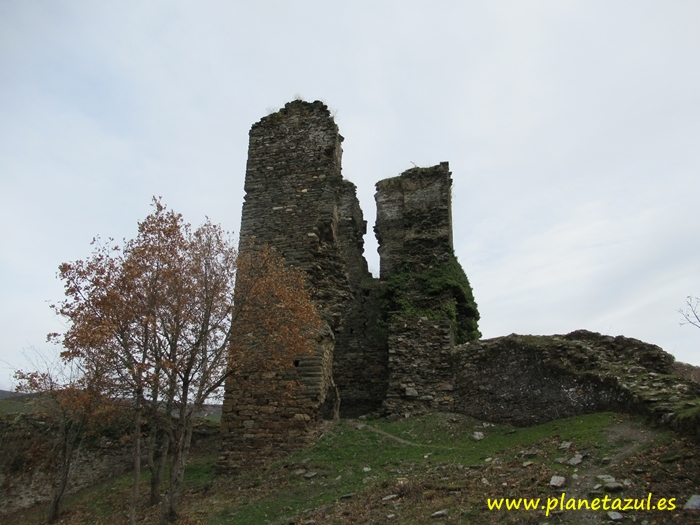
[218,101,700,470]
[376,164,480,416]
[218,101,388,472]
[218,101,479,472]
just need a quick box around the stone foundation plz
[383,317,455,416]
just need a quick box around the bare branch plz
[679,295,700,329]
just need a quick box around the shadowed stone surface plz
[452,330,700,431]
[219,101,391,472]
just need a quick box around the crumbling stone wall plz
[375,165,480,344]
[218,101,388,472]
[375,163,454,279]
[331,179,389,417]
[237,100,352,327]
[452,330,700,436]
[375,164,480,416]
[383,318,455,417]
[332,278,389,418]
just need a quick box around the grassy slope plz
[4,412,699,525]
[0,392,43,414]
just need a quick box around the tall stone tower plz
[375,164,480,416]
[218,101,385,472]
[237,100,356,325]
[218,100,479,472]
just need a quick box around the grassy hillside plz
[0,389,22,399]
[4,411,699,524]
[0,391,44,414]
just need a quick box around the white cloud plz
[1,1,699,389]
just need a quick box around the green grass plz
[211,412,617,524]
[2,411,628,525]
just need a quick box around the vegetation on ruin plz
[5,410,699,525]
[382,256,481,343]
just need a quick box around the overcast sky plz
[1,1,699,390]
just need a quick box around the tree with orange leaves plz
[49,198,320,524]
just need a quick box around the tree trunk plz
[129,407,142,525]
[48,447,69,521]
[146,421,159,505]
[150,430,170,506]
[147,416,171,506]
[48,417,85,523]
[48,471,69,523]
[159,416,194,524]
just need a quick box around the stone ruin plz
[217,100,700,473]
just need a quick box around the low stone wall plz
[0,414,132,517]
[453,335,636,425]
[379,327,700,442]
[451,331,700,438]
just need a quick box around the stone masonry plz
[375,163,454,279]
[218,100,700,473]
[374,164,476,416]
[218,101,391,472]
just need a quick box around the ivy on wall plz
[382,256,481,344]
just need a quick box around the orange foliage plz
[229,244,320,389]
[46,198,321,523]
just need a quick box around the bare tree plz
[14,354,114,523]
[679,295,700,329]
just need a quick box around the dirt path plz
[357,422,422,446]
[361,421,470,450]
[558,416,662,525]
